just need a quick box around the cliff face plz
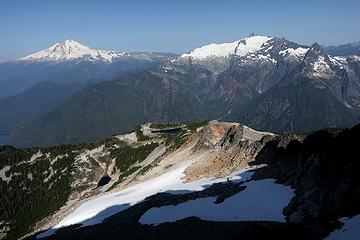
[189,122,360,238]
[251,125,360,237]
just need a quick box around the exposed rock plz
[250,125,360,238]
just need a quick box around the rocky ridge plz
[2,120,356,239]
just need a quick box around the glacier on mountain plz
[20,40,126,62]
[180,35,272,60]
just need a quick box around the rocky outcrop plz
[251,124,360,238]
[216,124,244,149]
[191,121,236,152]
[187,122,275,181]
[15,121,360,240]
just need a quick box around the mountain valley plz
[4,35,360,147]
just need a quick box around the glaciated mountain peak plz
[304,43,335,78]
[180,35,273,60]
[19,40,126,63]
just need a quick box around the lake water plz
[0,134,10,145]
[151,127,182,135]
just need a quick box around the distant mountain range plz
[4,34,360,147]
[324,41,360,56]
[0,40,176,98]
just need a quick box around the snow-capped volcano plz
[181,35,273,60]
[19,40,127,62]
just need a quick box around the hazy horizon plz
[1,0,360,59]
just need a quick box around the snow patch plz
[27,173,33,181]
[247,53,277,64]
[327,215,360,240]
[139,179,294,225]
[234,36,273,57]
[28,151,43,164]
[0,166,11,183]
[312,56,333,77]
[279,47,309,59]
[107,158,117,176]
[50,154,67,165]
[38,162,253,238]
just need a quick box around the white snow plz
[312,56,333,77]
[0,221,10,239]
[37,162,253,238]
[348,55,360,61]
[327,215,360,240]
[234,36,273,57]
[246,53,277,64]
[107,158,117,176]
[27,173,33,181]
[0,166,11,183]
[279,47,309,59]
[139,179,294,225]
[330,57,346,67]
[333,56,348,64]
[50,154,67,165]
[43,167,57,183]
[20,40,126,63]
[0,166,23,183]
[28,151,43,164]
[181,41,239,59]
[181,36,272,60]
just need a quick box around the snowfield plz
[312,56,333,77]
[139,179,294,225]
[20,40,126,62]
[181,35,272,60]
[279,47,309,59]
[37,162,253,238]
[327,215,360,240]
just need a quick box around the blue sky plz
[0,0,359,59]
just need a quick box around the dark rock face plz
[251,124,360,238]
[216,125,245,149]
[227,42,360,133]
[229,72,359,133]
[96,175,111,188]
